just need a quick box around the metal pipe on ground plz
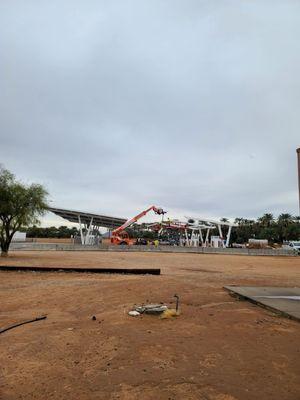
[0,265,161,275]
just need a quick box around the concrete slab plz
[224,286,300,322]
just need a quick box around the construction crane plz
[110,206,166,245]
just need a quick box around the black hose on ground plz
[0,316,47,334]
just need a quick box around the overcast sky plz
[1,1,300,227]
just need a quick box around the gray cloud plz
[1,0,299,225]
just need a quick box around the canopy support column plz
[78,215,84,245]
[218,224,225,248]
[226,225,232,248]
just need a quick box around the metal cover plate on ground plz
[224,286,300,321]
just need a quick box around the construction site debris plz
[160,309,180,319]
[135,304,168,314]
[129,295,180,317]
[128,311,140,317]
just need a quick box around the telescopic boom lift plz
[110,205,166,245]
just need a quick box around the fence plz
[9,242,297,256]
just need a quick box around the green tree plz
[0,167,48,257]
[257,213,274,227]
[232,212,300,244]
[26,225,79,238]
[277,213,294,241]
[277,213,293,225]
[220,218,229,223]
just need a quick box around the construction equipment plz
[110,206,166,245]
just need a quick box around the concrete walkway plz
[225,286,300,321]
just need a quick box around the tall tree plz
[220,218,229,223]
[277,213,293,225]
[0,167,48,257]
[257,213,274,226]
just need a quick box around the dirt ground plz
[0,251,300,400]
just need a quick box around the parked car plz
[135,238,148,245]
[288,241,300,254]
[159,239,179,246]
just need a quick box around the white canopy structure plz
[48,207,126,245]
[185,217,237,248]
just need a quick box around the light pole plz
[297,148,300,215]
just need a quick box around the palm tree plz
[234,218,244,225]
[277,213,293,225]
[257,213,274,227]
[277,213,294,242]
[220,218,229,223]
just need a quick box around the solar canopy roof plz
[48,207,127,229]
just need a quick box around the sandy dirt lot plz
[0,251,300,400]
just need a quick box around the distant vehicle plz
[232,243,246,248]
[159,239,178,246]
[155,240,168,245]
[288,241,300,253]
[135,238,148,245]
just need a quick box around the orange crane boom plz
[111,206,166,245]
